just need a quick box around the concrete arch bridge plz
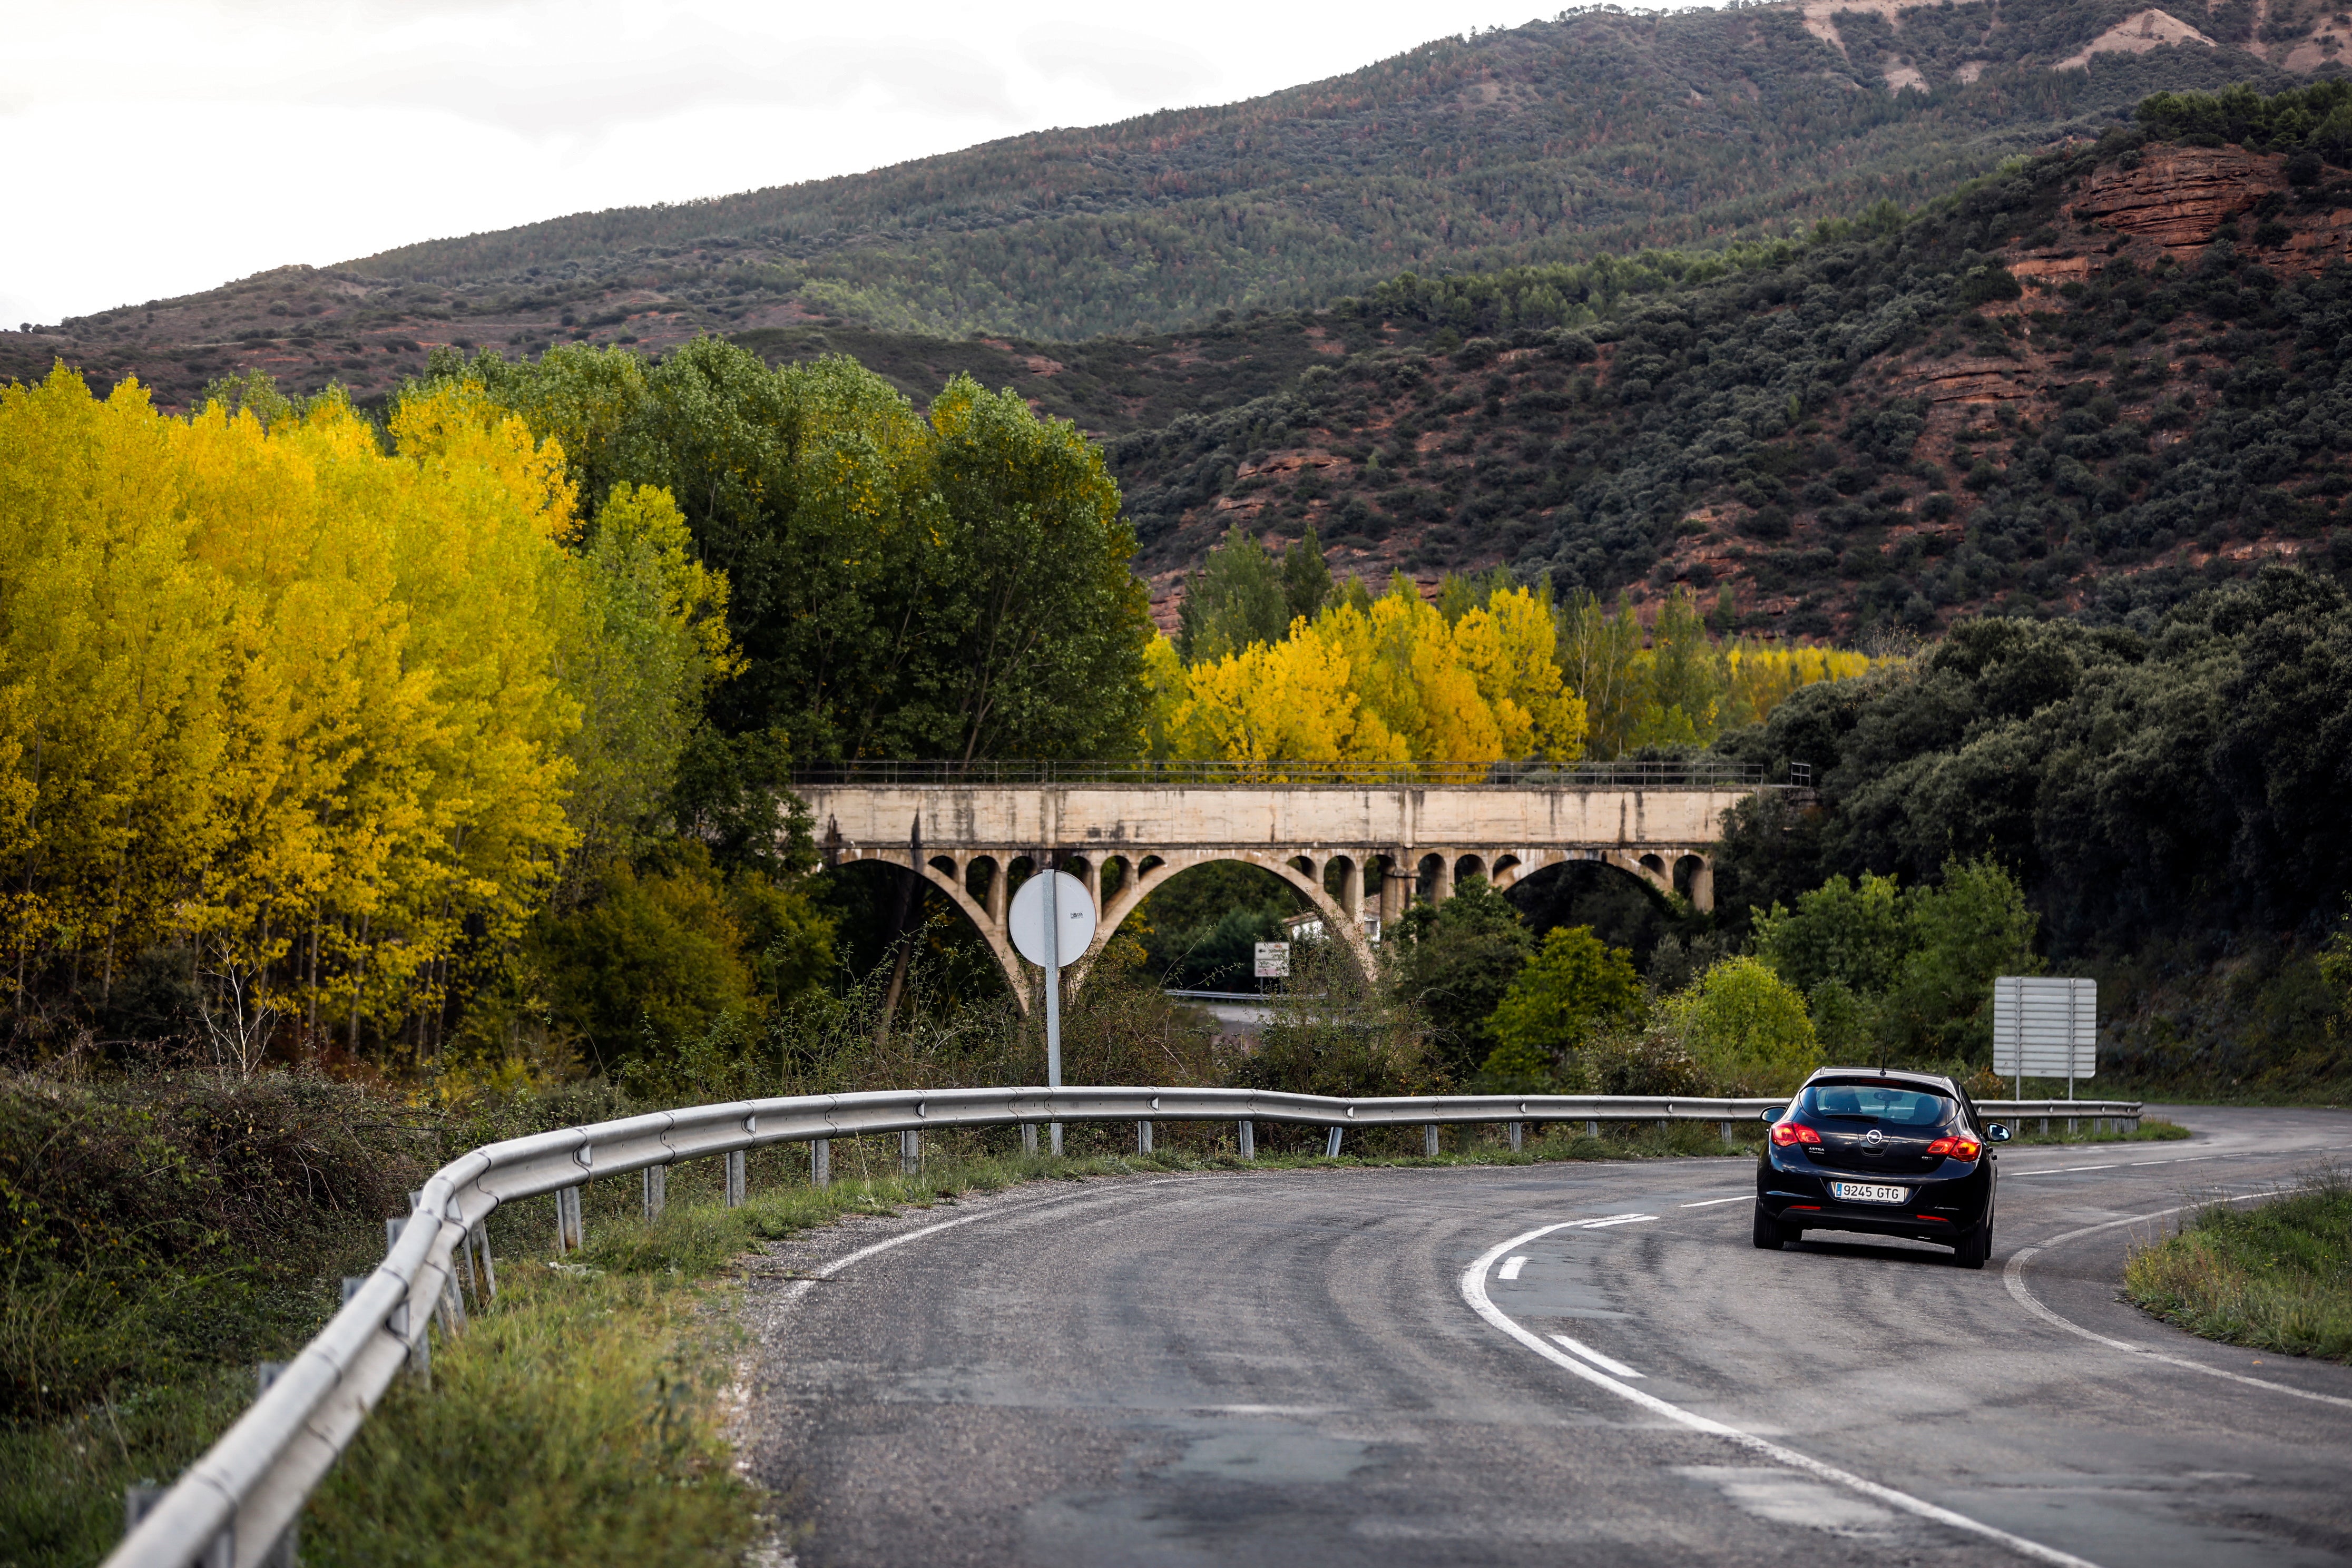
[799,760,1767,1011]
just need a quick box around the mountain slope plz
[1108,84,2352,638]
[345,1,2294,339]
[4,0,2333,402]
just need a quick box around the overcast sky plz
[1,0,1718,331]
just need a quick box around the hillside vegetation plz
[3,0,2328,409]
[1708,567,2352,1095]
[1109,81,2352,636]
[340,1,2267,339]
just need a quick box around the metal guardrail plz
[790,758,1770,788]
[1976,1099,2148,1123]
[106,1082,2141,1567]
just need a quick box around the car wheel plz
[1751,1203,1787,1250]
[1952,1220,1990,1270]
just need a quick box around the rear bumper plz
[1757,1154,1991,1242]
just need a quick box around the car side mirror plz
[1759,1105,1786,1123]
[1985,1123,2012,1143]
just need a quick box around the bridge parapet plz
[796,767,1765,1010]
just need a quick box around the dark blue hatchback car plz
[1753,1067,2013,1268]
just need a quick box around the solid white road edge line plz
[1498,1255,1530,1280]
[2003,1197,2352,1412]
[1550,1332,1643,1378]
[1581,1214,1658,1228]
[1462,1222,2104,1568]
[1680,1195,1750,1208]
[774,1188,1107,1306]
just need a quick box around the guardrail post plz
[1719,1121,1736,1146]
[812,1138,831,1189]
[1508,1121,1523,1153]
[1051,1122,1064,1157]
[452,1217,477,1298]
[643,1164,667,1222]
[247,1366,302,1565]
[725,1150,747,1208]
[126,1487,232,1568]
[1586,1119,1601,1138]
[554,1185,585,1250]
[1138,1120,1153,1154]
[1238,1120,1256,1160]
[1326,1126,1343,1158]
[1022,1124,1037,1157]
[1423,1124,1439,1158]
[899,1130,920,1175]
[474,1222,497,1300]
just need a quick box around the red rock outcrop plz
[2069,146,2285,252]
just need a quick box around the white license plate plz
[1830,1181,1909,1204]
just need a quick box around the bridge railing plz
[790,758,1769,788]
[104,1082,2140,1568]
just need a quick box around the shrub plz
[1655,956,1820,1093]
[1576,1026,1712,1095]
[1483,926,1643,1087]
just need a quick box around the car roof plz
[1804,1066,1963,1094]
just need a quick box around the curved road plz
[739,1108,2352,1566]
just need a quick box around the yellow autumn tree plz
[1170,618,1407,772]
[0,365,724,1069]
[1453,586,1588,761]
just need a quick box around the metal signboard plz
[1255,942,1291,979]
[1006,869,1095,1151]
[1007,871,1095,971]
[1992,975,2095,1090]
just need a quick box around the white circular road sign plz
[1007,871,1096,969]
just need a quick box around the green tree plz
[1386,877,1532,1083]
[405,343,1154,762]
[1657,955,1820,1093]
[1483,925,1643,1086]
[920,375,1154,761]
[1558,591,1644,759]
[1879,858,2041,1064]
[1752,871,1910,996]
[1178,524,1289,662]
[534,841,766,1067]
[1281,523,1334,628]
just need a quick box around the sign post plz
[1007,866,1097,1157]
[1992,976,2096,1103]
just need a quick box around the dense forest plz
[1705,565,2352,1093]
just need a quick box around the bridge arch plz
[818,849,1032,1005]
[1084,848,1379,995]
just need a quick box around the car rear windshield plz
[1800,1083,1954,1127]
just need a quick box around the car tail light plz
[1769,1121,1822,1146]
[1925,1135,1982,1161]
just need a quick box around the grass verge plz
[2123,1168,2352,1363]
[2003,1116,2191,1147]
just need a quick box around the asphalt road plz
[738,1107,2352,1567]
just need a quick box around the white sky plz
[0,0,1713,330]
